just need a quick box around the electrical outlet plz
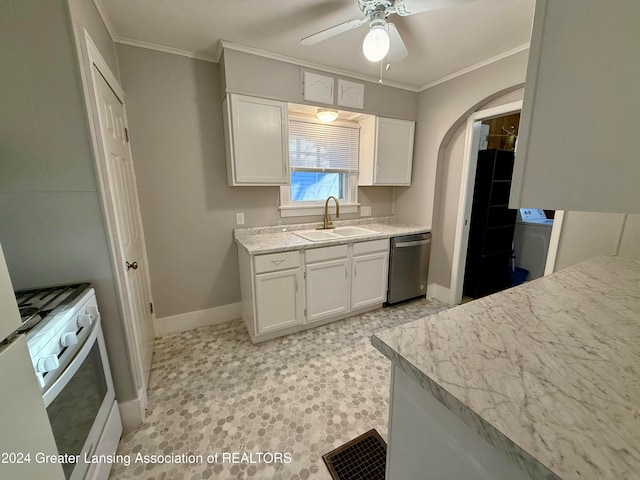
[236,212,245,225]
[361,206,372,217]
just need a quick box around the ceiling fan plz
[301,0,474,63]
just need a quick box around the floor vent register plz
[322,429,387,480]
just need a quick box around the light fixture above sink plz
[316,108,339,122]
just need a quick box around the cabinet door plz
[305,258,350,323]
[374,117,415,186]
[254,268,302,334]
[226,94,288,186]
[510,0,640,213]
[351,252,389,309]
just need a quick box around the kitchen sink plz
[293,230,338,241]
[293,226,377,242]
[332,226,376,237]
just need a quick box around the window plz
[280,116,359,217]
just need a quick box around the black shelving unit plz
[463,149,517,298]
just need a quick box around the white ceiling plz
[100,0,535,90]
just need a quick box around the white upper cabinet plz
[510,0,640,214]
[223,94,289,186]
[359,116,415,186]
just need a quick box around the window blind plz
[289,118,359,173]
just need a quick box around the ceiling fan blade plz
[300,17,368,45]
[395,0,475,16]
[387,23,409,62]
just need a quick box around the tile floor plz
[109,298,450,480]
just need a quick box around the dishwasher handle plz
[394,239,430,248]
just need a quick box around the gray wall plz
[116,44,395,319]
[223,49,419,121]
[394,51,530,230]
[430,89,525,289]
[0,0,135,402]
[553,212,627,271]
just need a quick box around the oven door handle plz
[41,314,101,407]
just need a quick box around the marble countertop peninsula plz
[234,216,429,255]
[372,256,640,480]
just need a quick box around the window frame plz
[279,114,360,218]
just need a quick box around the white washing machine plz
[513,209,553,280]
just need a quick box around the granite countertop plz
[372,256,640,480]
[234,216,429,255]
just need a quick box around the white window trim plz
[280,114,360,218]
[279,175,359,218]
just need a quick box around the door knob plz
[126,261,138,271]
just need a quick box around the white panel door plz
[227,94,288,185]
[375,117,415,185]
[305,258,350,323]
[93,67,154,394]
[254,268,302,334]
[351,252,388,309]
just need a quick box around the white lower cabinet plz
[254,268,303,334]
[238,239,389,342]
[305,255,350,324]
[351,251,389,309]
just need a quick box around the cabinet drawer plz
[353,239,389,256]
[254,251,300,273]
[305,245,348,263]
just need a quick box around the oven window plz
[46,342,108,479]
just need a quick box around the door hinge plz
[304,308,307,317]
[149,302,154,314]
[303,271,306,279]
[125,127,130,142]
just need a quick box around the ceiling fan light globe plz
[362,26,390,62]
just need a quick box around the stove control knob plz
[77,314,93,328]
[37,355,60,374]
[60,332,78,347]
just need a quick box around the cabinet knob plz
[126,261,138,271]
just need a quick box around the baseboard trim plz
[118,393,145,429]
[427,283,453,305]
[155,302,242,337]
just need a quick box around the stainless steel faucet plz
[318,196,340,230]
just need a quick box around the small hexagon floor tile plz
[109,298,450,480]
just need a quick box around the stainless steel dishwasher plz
[387,232,432,304]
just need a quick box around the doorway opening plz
[450,100,562,304]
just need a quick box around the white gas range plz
[14,283,123,480]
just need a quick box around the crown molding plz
[419,43,530,91]
[218,40,420,92]
[93,0,116,42]
[110,34,529,94]
[114,37,219,63]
